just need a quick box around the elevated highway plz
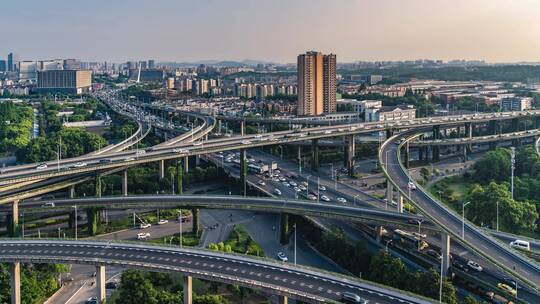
[380,128,540,290]
[2,110,540,186]
[0,239,433,304]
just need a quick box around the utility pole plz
[510,147,515,199]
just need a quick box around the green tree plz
[366,250,410,290]
[413,269,457,304]
[472,148,510,183]
[116,270,158,304]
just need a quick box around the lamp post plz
[462,201,471,239]
[293,223,297,265]
[496,201,499,232]
[353,194,360,205]
[385,240,392,251]
[306,175,311,197]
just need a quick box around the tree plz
[366,250,410,290]
[116,270,158,304]
[473,148,510,183]
[413,269,457,304]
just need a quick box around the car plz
[407,181,417,190]
[124,157,135,162]
[320,195,331,202]
[173,148,189,153]
[497,283,517,296]
[139,223,151,229]
[467,260,483,272]
[136,150,146,155]
[293,187,301,192]
[510,239,530,251]
[341,292,367,304]
[277,251,288,262]
[426,249,441,260]
[72,162,87,168]
[501,277,518,289]
[307,194,317,200]
[412,232,427,238]
[192,141,202,146]
[278,177,286,182]
[157,219,168,225]
[282,181,290,187]
[99,159,112,164]
[86,297,98,304]
[41,202,55,207]
[36,163,48,170]
[318,185,326,191]
[105,282,118,289]
[289,181,298,187]
[257,180,266,186]
[298,185,307,191]
[273,188,282,196]
[137,232,151,240]
[337,197,347,204]
[241,140,252,145]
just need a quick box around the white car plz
[139,223,151,229]
[192,141,202,146]
[407,181,417,190]
[320,195,331,202]
[241,140,252,145]
[137,232,151,240]
[257,180,266,186]
[307,194,317,200]
[467,260,483,272]
[173,148,188,153]
[157,219,168,225]
[136,150,146,155]
[72,162,87,168]
[293,187,301,192]
[298,185,307,191]
[273,188,282,196]
[337,197,347,204]
[277,251,288,262]
[318,185,326,191]
[36,163,48,170]
[289,181,298,187]
[124,157,135,162]
[282,182,290,187]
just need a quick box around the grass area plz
[207,224,265,257]
[428,175,470,209]
[149,232,200,247]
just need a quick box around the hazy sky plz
[2,0,540,63]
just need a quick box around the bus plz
[393,229,428,251]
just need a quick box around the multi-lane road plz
[0,239,433,304]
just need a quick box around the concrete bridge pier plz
[95,173,102,197]
[217,119,222,134]
[441,233,451,277]
[8,200,20,237]
[159,159,165,180]
[432,125,440,161]
[122,169,128,196]
[240,120,245,136]
[279,295,288,304]
[10,262,20,304]
[184,276,193,304]
[397,192,404,213]
[375,226,384,243]
[311,139,319,171]
[184,156,189,173]
[385,128,394,139]
[511,118,519,132]
[345,135,355,177]
[240,149,247,196]
[69,185,76,199]
[385,181,393,203]
[96,265,106,303]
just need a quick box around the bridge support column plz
[183,276,193,304]
[176,161,183,195]
[218,119,222,134]
[418,147,424,162]
[240,149,247,196]
[184,156,189,173]
[385,182,393,203]
[278,295,288,304]
[311,139,319,172]
[432,126,440,161]
[397,193,404,213]
[385,128,393,139]
[122,169,128,196]
[8,200,19,237]
[10,262,20,304]
[345,135,355,177]
[159,159,165,180]
[96,265,106,303]
[95,173,102,197]
[441,233,451,277]
[192,209,200,236]
[69,185,75,198]
[511,118,519,132]
[240,120,245,136]
[375,226,384,243]
[279,213,289,245]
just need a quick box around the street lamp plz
[306,175,311,198]
[293,223,297,265]
[72,205,78,240]
[353,194,360,205]
[462,201,471,239]
[496,201,499,232]
[416,219,424,234]
[510,147,515,199]
[178,211,183,249]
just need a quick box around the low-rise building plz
[365,104,416,122]
[500,97,533,112]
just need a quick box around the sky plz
[1,0,540,63]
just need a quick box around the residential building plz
[19,61,38,81]
[37,69,92,94]
[367,75,383,85]
[365,105,416,122]
[7,53,17,72]
[139,69,164,83]
[297,51,337,116]
[148,59,156,69]
[0,60,6,72]
[500,97,533,112]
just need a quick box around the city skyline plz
[2,0,540,63]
